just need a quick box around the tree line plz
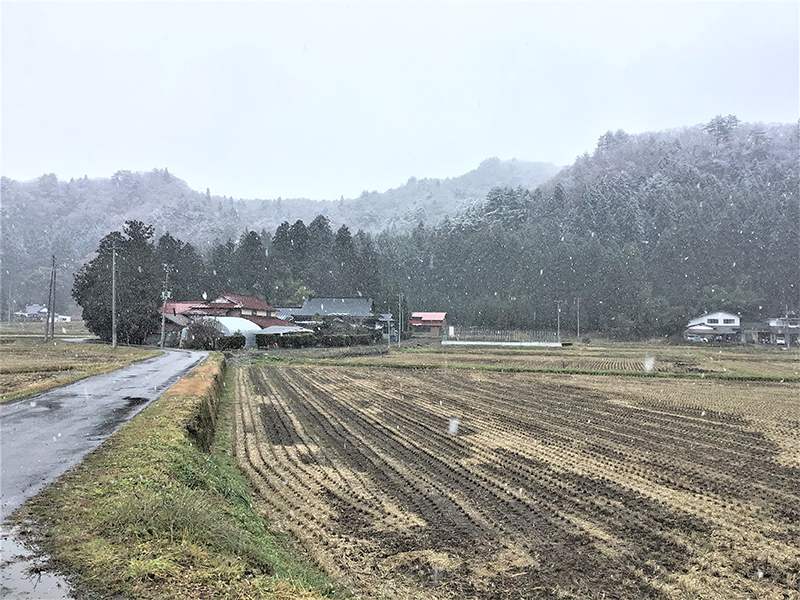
[72,217,397,343]
[375,118,798,337]
[72,117,798,342]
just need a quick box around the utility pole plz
[159,264,172,348]
[576,297,581,342]
[398,293,402,348]
[50,256,56,341]
[556,300,562,345]
[112,242,117,349]
[44,256,55,341]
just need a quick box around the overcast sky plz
[2,2,798,200]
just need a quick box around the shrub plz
[183,321,221,350]
[216,333,246,351]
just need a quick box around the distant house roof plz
[213,292,274,312]
[25,304,49,315]
[274,307,300,321]
[163,292,274,318]
[164,313,191,327]
[162,302,202,316]
[297,297,373,318]
[411,312,447,326]
[259,325,314,336]
[243,316,296,329]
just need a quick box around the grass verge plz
[10,353,341,600]
[0,339,161,404]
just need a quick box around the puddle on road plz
[87,396,152,439]
[27,400,62,411]
[0,525,73,599]
[122,396,149,407]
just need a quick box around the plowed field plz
[233,364,799,599]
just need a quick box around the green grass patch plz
[10,353,340,600]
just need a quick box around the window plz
[723,318,735,324]
[707,318,719,324]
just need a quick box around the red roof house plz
[161,291,294,329]
[410,312,448,335]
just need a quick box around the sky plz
[2,1,798,200]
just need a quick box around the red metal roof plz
[162,302,207,315]
[214,292,274,312]
[411,312,447,321]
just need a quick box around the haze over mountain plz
[0,158,558,312]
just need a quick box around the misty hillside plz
[0,158,558,311]
[388,118,799,333]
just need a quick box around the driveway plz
[1,348,208,521]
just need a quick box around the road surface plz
[0,348,208,521]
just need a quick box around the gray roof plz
[297,297,373,318]
[274,307,299,321]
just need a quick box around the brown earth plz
[232,364,800,599]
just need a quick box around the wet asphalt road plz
[0,348,208,521]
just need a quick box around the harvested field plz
[339,345,800,379]
[233,362,800,599]
[0,339,160,403]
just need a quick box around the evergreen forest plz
[6,117,799,339]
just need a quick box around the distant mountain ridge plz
[0,158,560,310]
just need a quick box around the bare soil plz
[232,361,799,599]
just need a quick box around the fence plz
[444,327,563,346]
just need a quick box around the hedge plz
[216,333,246,350]
[255,333,375,349]
[255,333,315,349]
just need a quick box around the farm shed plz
[199,316,263,349]
[410,312,447,336]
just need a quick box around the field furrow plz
[232,363,800,599]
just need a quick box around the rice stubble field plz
[230,346,800,599]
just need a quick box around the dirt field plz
[232,351,799,600]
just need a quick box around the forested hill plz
[381,118,799,335]
[0,158,557,312]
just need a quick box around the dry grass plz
[11,353,340,600]
[0,339,161,403]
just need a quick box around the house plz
[160,291,298,347]
[291,297,374,326]
[161,291,295,330]
[767,313,799,346]
[14,304,49,321]
[685,311,741,341]
[411,312,447,336]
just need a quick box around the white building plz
[685,311,741,341]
